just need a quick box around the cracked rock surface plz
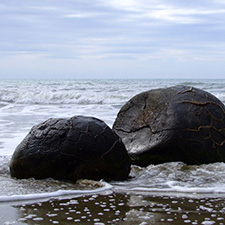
[10,116,131,181]
[113,85,225,166]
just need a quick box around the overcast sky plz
[0,0,225,79]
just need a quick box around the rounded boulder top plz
[10,116,131,181]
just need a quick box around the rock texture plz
[10,116,131,181]
[113,85,225,166]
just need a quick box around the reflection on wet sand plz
[11,192,225,225]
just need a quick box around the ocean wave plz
[0,79,225,105]
[0,88,129,105]
[215,93,225,104]
[179,81,206,86]
[0,91,101,105]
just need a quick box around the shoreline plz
[1,191,225,225]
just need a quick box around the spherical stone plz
[113,85,225,166]
[10,116,131,181]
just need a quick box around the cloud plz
[63,12,99,18]
[213,0,225,4]
[101,0,225,24]
[146,7,225,23]
[0,0,225,79]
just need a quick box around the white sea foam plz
[112,162,225,197]
[0,182,112,202]
[126,186,225,195]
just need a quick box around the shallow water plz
[1,192,225,225]
[1,79,225,224]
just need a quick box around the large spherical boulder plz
[113,85,225,166]
[10,116,131,181]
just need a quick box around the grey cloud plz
[0,0,225,79]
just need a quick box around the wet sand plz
[1,191,225,225]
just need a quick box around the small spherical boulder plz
[10,116,131,181]
[113,85,225,166]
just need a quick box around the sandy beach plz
[1,191,225,225]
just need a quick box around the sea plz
[0,79,225,225]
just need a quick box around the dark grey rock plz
[10,116,131,181]
[113,85,225,166]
